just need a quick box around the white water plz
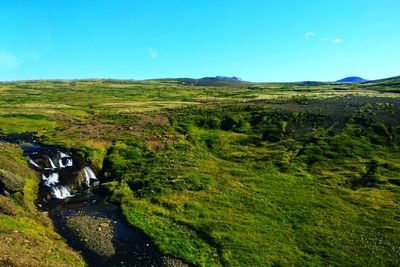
[58,159,65,168]
[51,185,74,199]
[46,156,57,170]
[58,152,73,168]
[42,173,60,187]
[59,157,73,168]
[28,157,41,169]
[24,147,97,199]
[82,167,97,185]
[41,166,96,199]
[59,152,70,158]
[66,158,73,167]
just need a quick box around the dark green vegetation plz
[0,78,400,266]
[0,142,85,266]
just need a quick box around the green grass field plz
[0,78,400,266]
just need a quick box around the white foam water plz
[59,152,70,158]
[45,156,57,170]
[65,158,73,167]
[42,173,60,187]
[21,143,99,200]
[58,159,64,168]
[51,185,74,199]
[28,157,41,169]
[82,167,97,185]
[58,152,73,168]
[59,157,73,168]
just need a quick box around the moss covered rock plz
[0,169,25,194]
[0,195,18,216]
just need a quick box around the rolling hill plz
[337,76,368,83]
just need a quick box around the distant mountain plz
[193,76,244,86]
[337,76,368,83]
[153,76,244,86]
[213,76,243,82]
[172,76,245,86]
[196,76,243,83]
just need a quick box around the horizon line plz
[0,74,398,84]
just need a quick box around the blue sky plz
[0,0,399,82]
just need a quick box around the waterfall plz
[45,156,57,170]
[59,157,73,168]
[65,158,73,167]
[42,173,60,187]
[51,185,74,199]
[58,152,73,168]
[82,167,97,186]
[59,152,69,158]
[21,142,99,200]
[28,157,41,169]
[59,159,65,168]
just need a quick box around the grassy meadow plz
[0,78,400,266]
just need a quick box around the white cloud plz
[147,48,159,59]
[333,38,343,44]
[0,49,20,72]
[305,32,315,38]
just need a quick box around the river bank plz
[0,134,187,267]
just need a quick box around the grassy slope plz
[116,105,400,266]
[0,143,85,266]
[0,79,399,266]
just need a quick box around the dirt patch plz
[147,133,166,151]
[56,114,170,143]
[128,114,170,134]
[60,120,122,142]
[138,114,170,127]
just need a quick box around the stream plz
[0,133,182,267]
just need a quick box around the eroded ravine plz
[0,134,184,267]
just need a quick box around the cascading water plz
[22,143,98,200]
[43,172,60,186]
[82,166,96,185]
[51,185,75,199]
[45,156,57,169]
[28,157,41,168]
[59,151,73,168]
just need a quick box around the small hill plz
[361,75,400,92]
[172,76,245,86]
[337,76,368,83]
[365,75,400,84]
[213,76,243,82]
[196,76,244,84]
[154,76,245,86]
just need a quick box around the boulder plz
[0,195,18,216]
[0,169,25,194]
